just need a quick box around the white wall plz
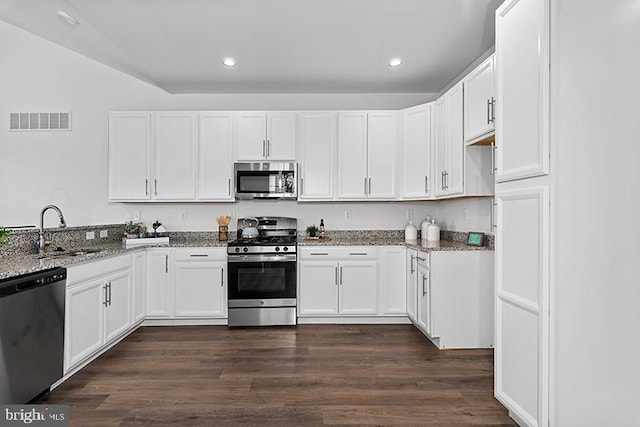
[436,198,493,233]
[552,1,640,425]
[0,21,485,233]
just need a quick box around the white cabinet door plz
[65,279,105,370]
[406,249,418,322]
[152,112,196,200]
[104,269,132,343]
[236,112,267,161]
[299,261,339,315]
[146,249,172,317]
[339,261,378,315]
[367,112,397,199]
[446,84,464,196]
[496,0,550,182]
[464,55,495,142]
[434,97,448,197]
[197,112,234,200]
[495,185,549,427]
[401,104,432,199]
[108,112,151,200]
[379,247,406,315]
[132,251,146,324]
[337,113,368,199]
[416,257,431,335]
[174,259,226,317]
[266,112,296,160]
[298,112,336,200]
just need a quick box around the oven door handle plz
[227,254,297,263]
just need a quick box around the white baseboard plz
[142,318,228,326]
[297,316,411,325]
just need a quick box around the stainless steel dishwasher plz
[0,267,66,403]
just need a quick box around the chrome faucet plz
[37,205,67,255]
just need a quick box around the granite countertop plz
[0,239,227,280]
[299,237,492,252]
[0,236,490,281]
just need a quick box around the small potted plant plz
[0,227,10,247]
[306,224,319,238]
[124,221,143,238]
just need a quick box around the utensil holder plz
[218,225,228,241]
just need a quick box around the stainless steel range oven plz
[227,217,297,326]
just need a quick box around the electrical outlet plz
[133,210,141,221]
[100,230,108,238]
[85,231,95,240]
[344,210,351,219]
[180,211,188,221]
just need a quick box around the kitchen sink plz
[36,248,103,259]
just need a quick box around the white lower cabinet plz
[408,249,494,349]
[146,247,227,319]
[379,246,406,315]
[173,248,227,318]
[65,254,132,372]
[299,247,381,317]
[131,251,146,324]
[405,249,418,322]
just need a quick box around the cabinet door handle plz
[145,179,149,196]
[300,177,304,194]
[441,171,445,190]
[364,177,368,195]
[368,177,372,195]
[416,256,426,262]
[335,266,338,285]
[491,142,496,175]
[492,198,498,230]
[267,140,270,158]
[189,254,209,257]
[108,282,112,306]
[422,275,428,296]
[221,268,224,287]
[228,178,231,195]
[103,284,108,307]
[424,176,428,194]
[154,179,158,196]
[165,254,169,273]
[263,140,266,157]
[339,266,343,285]
[444,171,448,190]
[410,255,415,274]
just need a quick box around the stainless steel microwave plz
[234,162,297,200]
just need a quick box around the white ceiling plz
[0,0,502,94]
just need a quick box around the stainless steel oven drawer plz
[228,307,296,327]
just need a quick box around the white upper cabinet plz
[108,112,151,200]
[367,112,397,199]
[236,112,296,161]
[298,112,337,200]
[197,112,234,200]
[337,112,397,200]
[495,0,550,182]
[434,83,464,197]
[152,112,197,200]
[464,55,496,143]
[401,104,433,199]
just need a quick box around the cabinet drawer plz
[67,253,131,285]
[172,247,226,261]
[300,246,377,260]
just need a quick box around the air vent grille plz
[9,112,71,131]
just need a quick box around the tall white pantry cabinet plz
[494,1,640,426]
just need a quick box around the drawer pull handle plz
[189,254,209,257]
[348,252,368,256]
[310,252,328,256]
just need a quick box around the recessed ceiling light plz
[57,10,79,27]
[222,57,237,67]
[388,57,402,67]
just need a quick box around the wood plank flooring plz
[39,325,515,426]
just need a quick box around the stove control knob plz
[283,246,289,252]
[235,247,240,253]
[275,247,280,252]
[243,247,249,253]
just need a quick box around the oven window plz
[238,266,286,294]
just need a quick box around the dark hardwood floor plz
[40,325,515,426]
